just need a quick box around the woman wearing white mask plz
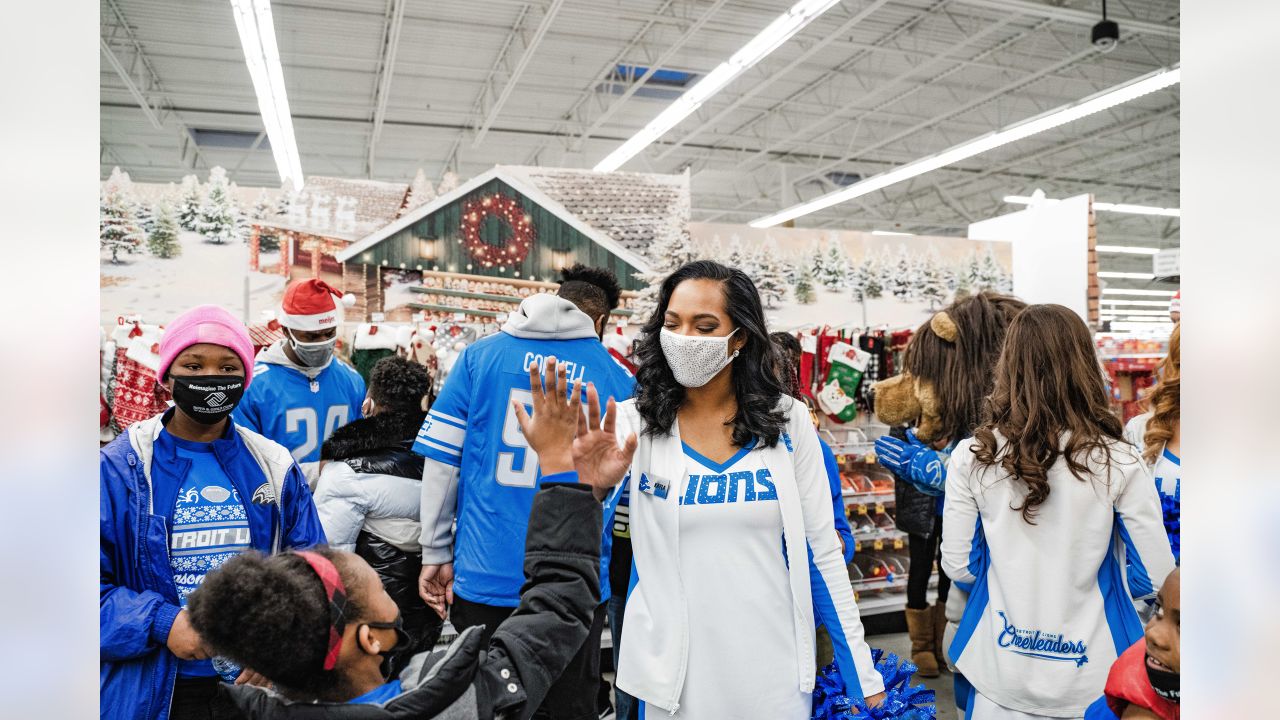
[522,261,891,719]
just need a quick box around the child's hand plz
[864,691,886,708]
[513,356,580,476]
[572,382,638,497]
[166,609,210,660]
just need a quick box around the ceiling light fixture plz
[593,0,842,172]
[229,0,303,189]
[749,65,1179,228]
[1101,288,1177,296]
[1097,271,1156,279]
[1100,299,1176,307]
[871,230,913,236]
[1095,245,1161,255]
[1003,195,1180,217]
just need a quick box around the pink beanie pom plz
[158,305,257,387]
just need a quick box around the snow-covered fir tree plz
[229,182,250,242]
[754,238,787,309]
[917,245,949,309]
[977,246,1005,291]
[252,189,274,220]
[197,167,239,244]
[962,250,983,292]
[147,199,182,259]
[820,239,850,290]
[633,202,696,323]
[807,240,828,285]
[850,252,884,302]
[275,179,296,216]
[178,174,202,231]
[726,235,748,271]
[100,168,144,263]
[437,170,460,196]
[405,168,436,211]
[134,200,155,237]
[793,264,817,304]
[885,245,917,300]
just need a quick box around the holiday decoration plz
[251,188,274,221]
[100,167,144,263]
[794,265,817,304]
[632,192,697,322]
[754,238,788,309]
[177,174,202,232]
[405,167,436,212]
[197,167,240,244]
[817,341,872,423]
[459,193,535,269]
[821,240,851,291]
[147,199,182,259]
[811,651,935,720]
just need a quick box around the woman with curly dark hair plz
[529,260,890,719]
[940,304,1175,719]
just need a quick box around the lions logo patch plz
[251,482,275,505]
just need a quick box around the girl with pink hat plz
[100,304,327,720]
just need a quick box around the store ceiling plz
[101,0,1179,290]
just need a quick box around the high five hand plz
[572,381,638,495]
[513,356,581,476]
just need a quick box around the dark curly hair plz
[560,263,621,312]
[368,356,432,412]
[769,331,803,398]
[635,260,789,448]
[971,304,1126,524]
[187,548,369,702]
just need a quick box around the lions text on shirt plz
[641,440,810,720]
[233,358,365,466]
[165,432,251,679]
[414,338,635,607]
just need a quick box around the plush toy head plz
[873,292,1027,443]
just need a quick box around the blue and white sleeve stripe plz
[412,410,467,466]
[808,544,867,702]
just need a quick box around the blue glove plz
[874,430,946,496]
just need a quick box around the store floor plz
[600,631,959,719]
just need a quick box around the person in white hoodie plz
[533,261,891,720]
[415,271,635,720]
[941,304,1176,720]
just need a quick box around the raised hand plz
[513,356,581,476]
[572,382,638,495]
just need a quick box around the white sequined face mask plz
[660,327,740,388]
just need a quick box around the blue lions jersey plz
[233,358,366,466]
[414,333,635,607]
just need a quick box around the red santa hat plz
[279,279,355,331]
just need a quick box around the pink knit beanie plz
[157,305,256,387]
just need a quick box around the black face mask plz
[364,613,412,680]
[170,375,245,425]
[1146,662,1179,704]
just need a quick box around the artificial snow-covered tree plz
[275,179,296,216]
[229,182,251,243]
[197,167,238,244]
[754,239,788,309]
[437,170,460,196]
[793,265,817,304]
[405,168,436,211]
[178,175,202,231]
[962,250,983,292]
[977,245,1004,291]
[100,168,144,263]
[820,239,851,290]
[252,189,273,220]
[849,251,885,303]
[726,235,749,271]
[134,200,155,237]
[633,205,697,323]
[917,245,949,309]
[807,240,828,286]
[147,199,182,259]
[885,245,917,300]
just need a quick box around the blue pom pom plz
[1160,491,1180,563]
[811,649,936,720]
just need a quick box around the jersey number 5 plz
[497,388,539,488]
[285,406,349,460]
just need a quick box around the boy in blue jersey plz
[416,266,635,720]
[233,279,366,486]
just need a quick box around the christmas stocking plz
[798,331,818,399]
[816,341,871,423]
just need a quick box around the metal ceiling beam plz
[100,37,163,131]
[951,0,1179,38]
[472,0,567,148]
[367,0,407,177]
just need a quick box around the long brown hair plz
[1142,323,1180,464]
[972,304,1125,523]
[904,292,1027,443]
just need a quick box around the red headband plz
[296,551,349,671]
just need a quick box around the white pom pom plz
[340,293,356,308]
[453,340,467,352]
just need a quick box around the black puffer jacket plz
[889,425,939,538]
[316,411,440,670]
[220,483,603,720]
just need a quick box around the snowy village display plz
[334,165,688,325]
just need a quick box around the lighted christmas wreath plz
[459,193,535,270]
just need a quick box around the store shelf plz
[854,575,939,617]
[827,442,877,457]
[842,491,895,505]
[408,284,634,315]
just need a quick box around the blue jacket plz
[100,410,326,720]
[819,438,856,564]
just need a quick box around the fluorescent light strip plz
[1004,195,1180,218]
[1101,299,1175,307]
[1097,271,1156,279]
[229,0,303,188]
[1097,308,1171,316]
[594,0,841,172]
[1095,245,1161,255]
[871,230,913,236]
[1102,289,1177,296]
[750,66,1180,228]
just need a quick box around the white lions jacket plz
[612,397,884,714]
[941,432,1175,717]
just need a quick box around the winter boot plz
[932,601,949,672]
[905,607,939,678]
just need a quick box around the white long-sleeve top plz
[614,397,884,716]
[940,431,1175,717]
[314,462,422,553]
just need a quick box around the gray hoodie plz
[500,293,598,340]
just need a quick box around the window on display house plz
[599,64,697,100]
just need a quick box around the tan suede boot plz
[932,601,949,671]
[905,607,939,677]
